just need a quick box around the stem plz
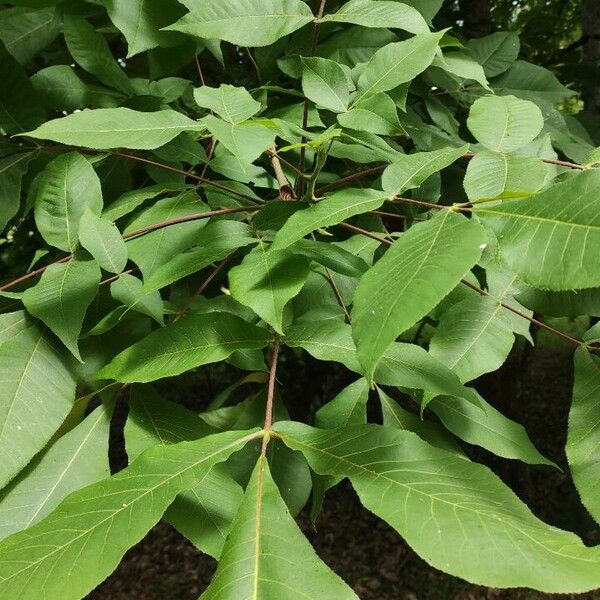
[246,47,261,83]
[316,165,386,194]
[297,0,327,196]
[338,221,596,350]
[112,151,261,203]
[100,268,136,286]
[394,196,468,212]
[174,255,233,320]
[261,337,281,456]
[459,279,589,349]
[315,153,584,196]
[267,145,296,200]
[0,255,70,291]
[194,56,206,86]
[464,151,584,171]
[122,205,261,240]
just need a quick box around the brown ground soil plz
[88,332,600,600]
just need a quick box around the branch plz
[111,151,262,203]
[316,165,386,194]
[315,153,584,196]
[261,336,281,456]
[338,221,598,351]
[267,145,296,200]
[0,206,261,292]
[174,255,233,321]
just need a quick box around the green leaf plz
[30,65,125,111]
[463,151,547,201]
[78,209,128,273]
[136,219,257,295]
[473,169,600,290]
[124,386,242,558]
[194,84,261,123]
[429,290,531,383]
[202,115,276,167]
[0,6,60,65]
[63,15,133,95]
[99,0,185,57]
[110,274,164,324]
[0,152,36,233]
[352,210,485,382]
[492,60,573,105]
[271,189,388,250]
[229,243,310,334]
[301,57,350,113]
[382,145,468,194]
[291,238,369,277]
[0,311,32,345]
[23,108,204,150]
[276,422,600,593]
[467,95,544,153]
[377,387,463,455]
[434,51,490,90]
[0,325,75,489]
[0,42,44,134]
[33,152,103,252]
[566,346,600,524]
[124,191,210,279]
[0,429,259,600]
[356,31,444,100]
[468,32,520,78]
[22,256,101,360]
[517,286,600,318]
[319,0,428,34]
[401,0,443,22]
[0,403,112,541]
[428,392,554,466]
[98,312,272,383]
[337,92,404,135]
[167,0,314,47]
[200,456,358,600]
[285,319,479,407]
[102,184,186,221]
[316,378,369,429]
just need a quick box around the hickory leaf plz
[356,31,444,100]
[301,57,350,113]
[23,108,205,150]
[78,209,128,274]
[0,429,259,600]
[0,325,75,489]
[467,95,544,153]
[0,403,112,541]
[98,312,272,383]
[229,243,310,334]
[276,422,600,593]
[22,256,101,360]
[473,169,600,290]
[352,210,485,382]
[124,386,242,559]
[167,0,314,47]
[34,152,103,252]
[271,188,388,250]
[319,0,428,34]
[382,145,468,194]
[200,457,358,600]
[566,343,600,524]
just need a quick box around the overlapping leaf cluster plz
[0,0,599,597]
